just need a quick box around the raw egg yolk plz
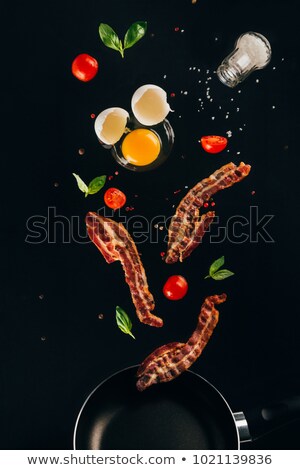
[121,129,161,166]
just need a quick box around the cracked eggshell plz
[131,85,171,126]
[94,107,129,145]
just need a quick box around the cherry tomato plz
[71,54,98,82]
[104,188,127,210]
[163,275,188,301]
[200,136,228,154]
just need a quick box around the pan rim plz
[73,364,240,450]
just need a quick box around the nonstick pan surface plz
[74,366,239,450]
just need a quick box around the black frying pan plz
[74,366,300,450]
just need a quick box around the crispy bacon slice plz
[86,212,163,328]
[136,294,227,391]
[165,162,251,263]
[137,342,185,377]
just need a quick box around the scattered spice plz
[78,148,85,156]
[90,113,96,119]
[98,313,104,320]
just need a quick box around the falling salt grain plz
[159,226,164,231]
[185,185,189,189]
[183,91,188,95]
[41,336,46,342]
[272,67,276,70]
[211,116,215,120]
[256,79,260,83]
[238,90,241,94]
[54,182,59,188]
[154,224,158,229]
[38,294,44,300]
[163,75,167,79]
[237,151,241,155]
[239,127,243,131]
[236,108,240,112]
[281,57,285,61]
[98,314,104,320]
[78,148,85,156]
[230,98,234,102]
[215,37,218,41]
[193,67,196,70]
[181,29,185,33]
[219,106,222,110]
[272,105,276,109]
[226,130,232,138]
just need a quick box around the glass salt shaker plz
[217,31,272,88]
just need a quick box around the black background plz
[1,0,300,450]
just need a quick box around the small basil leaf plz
[124,21,147,50]
[99,23,122,53]
[209,256,225,276]
[116,306,135,339]
[88,175,107,195]
[211,269,234,281]
[72,173,88,194]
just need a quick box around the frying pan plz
[74,365,300,450]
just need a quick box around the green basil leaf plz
[209,256,225,276]
[99,23,122,53]
[72,173,88,194]
[116,306,135,339]
[124,21,147,50]
[88,175,107,195]
[211,269,235,281]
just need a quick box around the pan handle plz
[235,396,300,442]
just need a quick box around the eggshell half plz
[131,85,170,126]
[94,107,129,145]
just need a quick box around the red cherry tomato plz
[163,275,188,301]
[104,188,126,210]
[71,54,98,82]
[200,136,228,154]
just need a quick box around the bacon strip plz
[137,342,185,377]
[165,162,251,264]
[136,294,227,391]
[86,212,163,328]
